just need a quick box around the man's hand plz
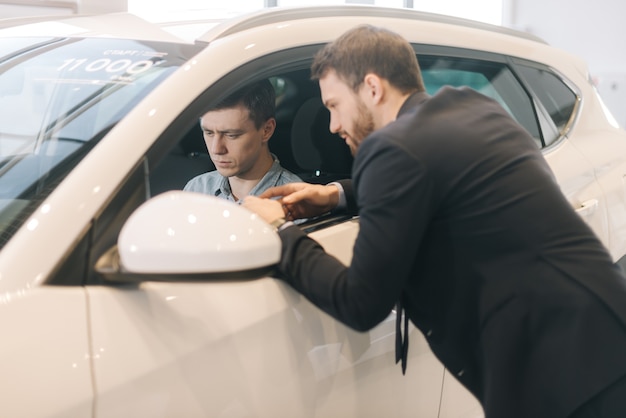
[242,196,285,224]
[258,182,340,220]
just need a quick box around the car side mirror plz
[96,191,281,282]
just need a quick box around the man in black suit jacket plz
[243,25,626,417]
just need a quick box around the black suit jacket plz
[278,87,626,417]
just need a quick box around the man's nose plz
[329,114,341,134]
[209,136,226,154]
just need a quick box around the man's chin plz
[215,167,235,177]
[345,138,359,155]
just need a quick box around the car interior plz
[147,49,571,202]
[147,49,564,202]
[148,68,354,197]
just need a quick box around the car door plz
[513,62,611,251]
[86,219,447,417]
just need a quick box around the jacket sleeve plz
[335,179,358,215]
[277,137,435,331]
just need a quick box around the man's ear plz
[261,117,276,143]
[363,73,384,105]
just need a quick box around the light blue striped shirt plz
[183,154,301,203]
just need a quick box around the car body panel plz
[0,287,92,417]
[88,219,447,417]
[566,128,626,259]
[542,139,610,250]
[439,369,485,418]
[88,283,445,417]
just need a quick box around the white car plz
[1,5,625,418]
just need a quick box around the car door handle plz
[575,199,599,217]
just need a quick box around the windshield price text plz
[57,58,157,75]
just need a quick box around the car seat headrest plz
[290,97,324,171]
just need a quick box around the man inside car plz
[184,79,300,201]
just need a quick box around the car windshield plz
[0,36,201,248]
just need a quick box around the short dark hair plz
[311,24,425,94]
[211,79,276,129]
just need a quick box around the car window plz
[515,64,579,146]
[419,55,542,148]
[148,66,354,198]
[0,37,201,249]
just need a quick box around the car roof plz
[0,5,547,46]
[198,5,547,45]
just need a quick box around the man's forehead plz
[319,70,352,102]
[200,105,251,126]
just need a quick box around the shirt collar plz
[216,153,283,202]
[248,155,284,196]
[216,176,234,201]
[397,91,430,118]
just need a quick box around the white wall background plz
[502,0,626,126]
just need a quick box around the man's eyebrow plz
[201,127,245,135]
[221,128,245,134]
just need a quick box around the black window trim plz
[509,56,582,150]
[414,43,547,147]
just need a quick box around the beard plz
[347,98,375,154]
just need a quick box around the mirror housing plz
[97,191,281,282]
